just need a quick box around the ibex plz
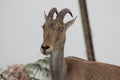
[40,8,120,80]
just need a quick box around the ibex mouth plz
[41,51,50,56]
[42,51,51,55]
[40,48,50,55]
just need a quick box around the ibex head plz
[41,8,76,55]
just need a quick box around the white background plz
[0,0,120,69]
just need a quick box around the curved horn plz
[57,8,73,20]
[48,7,58,18]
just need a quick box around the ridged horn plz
[57,8,73,20]
[47,7,58,19]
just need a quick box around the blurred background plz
[0,0,120,70]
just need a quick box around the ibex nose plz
[41,45,50,51]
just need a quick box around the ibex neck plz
[50,48,66,80]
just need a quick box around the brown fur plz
[65,57,120,80]
[41,8,120,80]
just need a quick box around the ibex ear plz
[65,16,77,29]
[44,11,47,20]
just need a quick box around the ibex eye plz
[58,27,64,32]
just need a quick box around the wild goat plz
[40,8,120,80]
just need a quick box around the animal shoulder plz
[65,57,89,72]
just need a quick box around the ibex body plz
[40,8,120,80]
